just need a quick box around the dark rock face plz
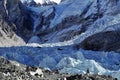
[6,0,34,41]
[79,31,120,52]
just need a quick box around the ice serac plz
[56,52,106,75]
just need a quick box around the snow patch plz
[30,68,43,77]
[34,0,61,4]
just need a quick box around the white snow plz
[26,41,74,47]
[34,0,61,4]
[30,68,43,77]
[3,72,11,76]
[10,61,20,67]
[21,0,61,4]
[20,0,33,3]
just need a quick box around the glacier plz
[0,46,120,79]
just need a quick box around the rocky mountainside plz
[0,0,25,46]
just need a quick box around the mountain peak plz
[21,0,61,4]
[34,0,61,4]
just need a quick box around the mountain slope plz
[26,0,120,52]
[0,0,120,50]
[0,0,25,47]
[0,0,120,79]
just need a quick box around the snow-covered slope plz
[25,0,120,51]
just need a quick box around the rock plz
[79,31,120,52]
